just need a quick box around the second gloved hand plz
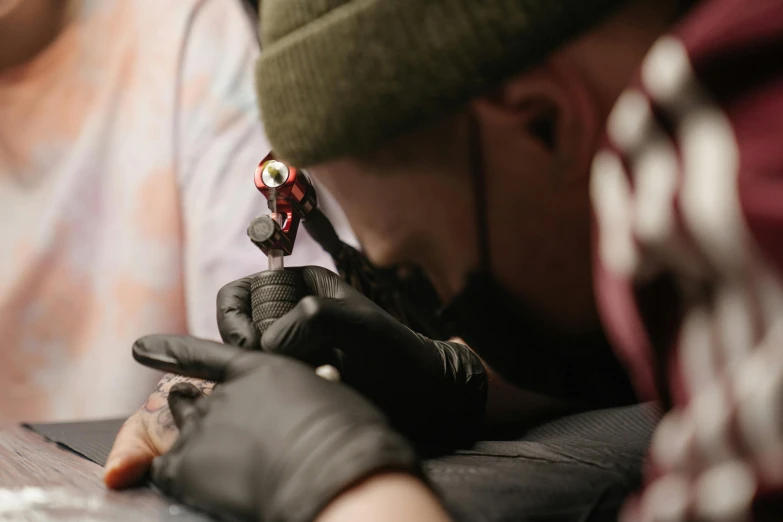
[133,334,422,522]
[217,266,488,452]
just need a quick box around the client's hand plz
[104,374,214,489]
[217,266,488,452]
[132,334,422,522]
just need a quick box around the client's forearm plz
[448,338,568,428]
[484,365,569,427]
[317,473,450,522]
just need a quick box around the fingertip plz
[270,296,326,348]
[169,382,201,397]
[133,334,167,346]
[297,295,325,319]
[104,453,153,489]
[260,297,324,355]
[131,335,160,362]
[301,265,347,298]
[131,335,180,371]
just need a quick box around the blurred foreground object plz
[590,0,783,519]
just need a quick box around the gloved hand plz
[217,266,488,452]
[133,334,422,522]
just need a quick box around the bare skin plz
[317,473,450,522]
[104,375,214,489]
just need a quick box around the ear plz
[471,62,602,184]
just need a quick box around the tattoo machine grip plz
[250,270,307,335]
[249,270,342,381]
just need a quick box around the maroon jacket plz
[591,0,783,519]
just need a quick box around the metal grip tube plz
[250,270,306,335]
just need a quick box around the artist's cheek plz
[309,162,416,266]
[308,162,374,226]
[0,0,23,19]
[349,211,422,269]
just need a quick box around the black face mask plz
[438,116,635,407]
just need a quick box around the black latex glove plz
[133,334,422,522]
[216,266,488,452]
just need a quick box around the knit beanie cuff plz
[256,0,630,167]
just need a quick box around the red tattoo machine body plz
[248,152,317,260]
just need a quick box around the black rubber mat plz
[25,403,661,522]
[425,403,661,521]
[23,417,125,467]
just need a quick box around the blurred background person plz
[0,0,349,422]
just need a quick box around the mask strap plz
[468,113,492,272]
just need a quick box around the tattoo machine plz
[247,153,340,382]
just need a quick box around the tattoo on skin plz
[142,374,215,443]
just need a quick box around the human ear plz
[471,62,602,184]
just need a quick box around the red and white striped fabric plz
[591,0,783,520]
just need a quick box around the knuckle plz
[298,295,324,321]
[216,284,239,310]
[217,275,255,305]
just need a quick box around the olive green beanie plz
[256,0,631,167]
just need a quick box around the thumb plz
[133,335,246,382]
[104,414,157,489]
[168,382,203,430]
[261,296,351,360]
[300,265,354,299]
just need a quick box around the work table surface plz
[0,423,211,521]
[0,405,658,521]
